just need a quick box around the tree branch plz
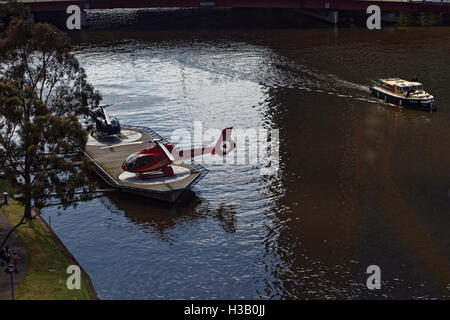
[0,213,27,250]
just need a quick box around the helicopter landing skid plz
[138,166,175,180]
[163,166,175,177]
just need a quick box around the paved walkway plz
[0,201,28,299]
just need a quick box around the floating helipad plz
[87,129,142,147]
[118,166,191,185]
[83,125,208,203]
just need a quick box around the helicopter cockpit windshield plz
[124,153,137,171]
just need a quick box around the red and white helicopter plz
[118,128,236,178]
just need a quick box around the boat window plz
[417,85,423,90]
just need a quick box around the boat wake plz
[266,56,390,106]
[176,48,379,106]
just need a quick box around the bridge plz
[18,0,450,13]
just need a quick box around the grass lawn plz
[2,200,93,300]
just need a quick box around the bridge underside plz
[26,0,450,13]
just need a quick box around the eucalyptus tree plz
[0,79,95,248]
[0,18,102,117]
[0,0,28,32]
[0,16,102,247]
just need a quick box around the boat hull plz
[369,86,437,111]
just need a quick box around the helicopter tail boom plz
[173,128,236,160]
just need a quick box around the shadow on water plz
[100,190,237,240]
[87,8,331,31]
[34,8,335,33]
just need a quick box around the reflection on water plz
[104,191,203,237]
[103,192,237,240]
[40,10,450,299]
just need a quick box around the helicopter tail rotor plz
[211,127,236,156]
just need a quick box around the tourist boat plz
[369,78,436,111]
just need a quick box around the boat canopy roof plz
[377,78,422,87]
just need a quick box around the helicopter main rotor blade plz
[103,107,112,125]
[100,141,147,149]
[155,140,175,162]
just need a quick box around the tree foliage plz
[0,14,102,247]
[0,0,28,32]
[0,18,102,117]
[0,79,94,219]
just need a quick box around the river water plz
[40,9,450,299]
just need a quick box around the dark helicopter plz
[86,105,121,137]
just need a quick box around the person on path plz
[12,251,19,272]
[4,245,10,264]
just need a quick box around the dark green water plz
[41,9,450,299]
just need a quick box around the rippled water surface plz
[41,11,450,299]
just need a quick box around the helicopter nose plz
[123,153,137,172]
[122,161,132,172]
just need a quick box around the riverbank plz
[1,200,97,300]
